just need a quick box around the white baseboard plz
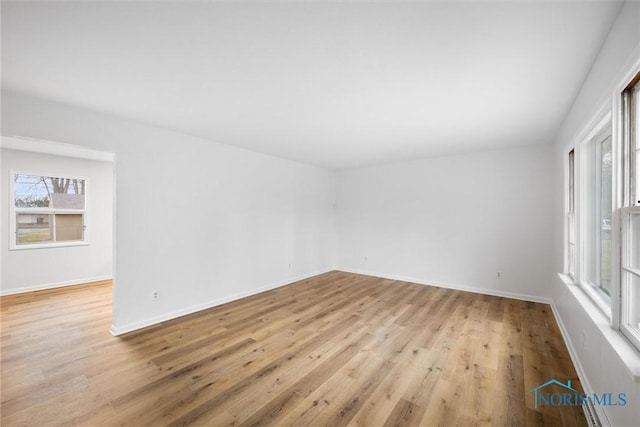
[0,275,113,296]
[335,267,553,304]
[109,268,334,336]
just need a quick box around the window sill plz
[558,273,640,383]
[9,241,89,251]
[578,280,612,319]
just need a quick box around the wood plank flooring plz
[0,272,587,426]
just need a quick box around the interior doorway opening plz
[0,136,116,328]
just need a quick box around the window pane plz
[569,243,575,277]
[14,174,85,209]
[631,213,640,269]
[55,214,84,241]
[568,211,575,277]
[625,272,640,335]
[568,212,575,243]
[17,213,53,244]
[600,136,612,295]
[636,148,640,205]
[567,149,576,278]
[635,83,639,205]
[569,150,575,212]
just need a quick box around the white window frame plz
[9,170,89,250]
[620,72,640,209]
[578,113,613,318]
[616,68,640,351]
[565,59,640,355]
[620,207,640,350]
[566,148,576,279]
[560,55,640,364]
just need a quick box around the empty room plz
[1,1,639,426]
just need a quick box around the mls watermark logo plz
[529,379,627,409]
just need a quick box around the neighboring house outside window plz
[10,173,87,249]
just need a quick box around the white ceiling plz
[1,1,623,169]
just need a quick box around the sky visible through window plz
[14,174,85,208]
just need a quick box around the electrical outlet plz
[364,257,368,263]
[497,271,503,279]
[153,291,159,300]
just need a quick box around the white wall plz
[1,91,336,334]
[2,6,637,421]
[336,144,554,301]
[1,148,113,294]
[552,2,640,426]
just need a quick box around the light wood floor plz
[1,271,586,426]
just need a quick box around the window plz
[580,120,612,307]
[10,173,87,249]
[565,66,640,353]
[621,209,640,349]
[620,73,640,350]
[567,149,576,278]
